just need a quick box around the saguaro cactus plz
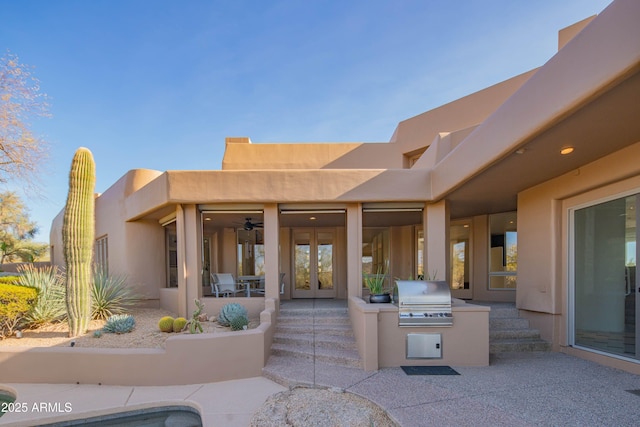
[62,147,96,337]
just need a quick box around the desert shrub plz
[17,265,66,328]
[102,314,135,334]
[0,283,38,339]
[229,314,249,331]
[91,268,140,320]
[218,302,247,327]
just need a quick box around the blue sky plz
[1,0,612,242]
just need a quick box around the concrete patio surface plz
[2,351,640,426]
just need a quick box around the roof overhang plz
[430,0,640,218]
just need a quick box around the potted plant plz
[364,267,391,303]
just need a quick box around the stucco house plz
[49,0,640,375]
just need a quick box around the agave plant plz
[91,268,140,320]
[17,264,67,328]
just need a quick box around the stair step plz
[490,340,552,353]
[490,317,531,330]
[490,328,543,340]
[277,315,351,326]
[276,324,354,337]
[488,306,521,319]
[274,333,358,351]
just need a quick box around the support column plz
[424,200,450,283]
[183,204,202,316]
[347,203,363,298]
[264,204,280,299]
[175,204,188,317]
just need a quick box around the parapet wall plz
[0,299,278,386]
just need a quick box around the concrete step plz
[490,339,552,353]
[273,332,358,351]
[276,324,354,337]
[488,306,521,319]
[270,342,362,368]
[490,317,531,330]
[490,328,544,340]
[277,315,351,326]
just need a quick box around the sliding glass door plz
[572,194,638,361]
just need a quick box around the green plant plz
[62,147,96,337]
[91,268,140,320]
[93,330,102,338]
[364,266,389,295]
[229,314,249,331]
[188,299,205,334]
[218,302,248,327]
[158,316,174,333]
[173,317,187,332]
[102,314,135,334]
[17,265,66,328]
[0,283,38,339]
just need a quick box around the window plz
[165,222,178,288]
[489,212,517,289]
[94,236,108,274]
[362,228,390,288]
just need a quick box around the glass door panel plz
[317,232,334,291]
[294,232,311,293]
[451,221,472,299]
[573,194,638,360]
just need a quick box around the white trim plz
[567,187,640,361]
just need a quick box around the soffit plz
[446,69,640,219]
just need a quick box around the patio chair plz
[211,273,243,297]
[253,273,285,295]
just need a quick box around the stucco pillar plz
[175,205,188,317]
[347,203,363,298]
[183,204,202,316]
[264,204,280,299]
[424,200,450,283]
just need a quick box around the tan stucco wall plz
[390,70,537,153]
[50,169,165,304]
[0,301,277,386]
[223,141,402,170]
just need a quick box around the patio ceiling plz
[445,67,640,219]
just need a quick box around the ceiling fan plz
[240,217,263,231]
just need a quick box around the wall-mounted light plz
[560,146,574,155]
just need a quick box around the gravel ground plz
[250,387,398,427]
[0,307,259,349]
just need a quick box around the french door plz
[572,193,639,361]
[292,229,336,298]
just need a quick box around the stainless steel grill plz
[396,280,453,327]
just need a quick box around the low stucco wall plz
[0,300,278,386]
[349,296,489,370]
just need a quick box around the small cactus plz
[229,314,249,331]
[93,330,102,338]
[158,316,175,333]
[173,317,188,332]
[102,314,135,334]
[218,303,248,327]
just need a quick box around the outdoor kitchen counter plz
[349,297,490,370]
